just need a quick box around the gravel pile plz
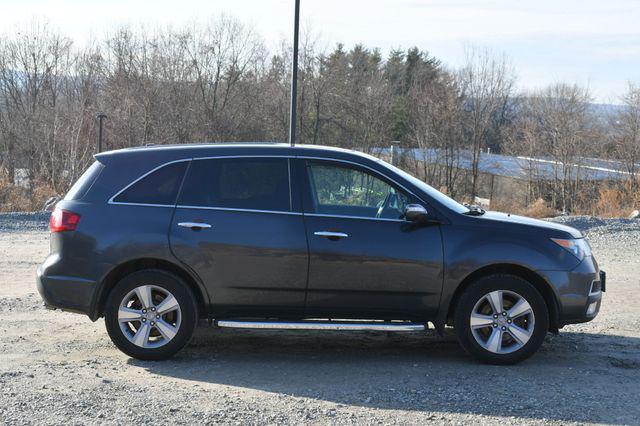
[0,212,50,232]
[547,214,639,232]
[547,215,640,249]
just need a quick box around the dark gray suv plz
[36,143,605,364]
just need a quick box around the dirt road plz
[0,216,639,425]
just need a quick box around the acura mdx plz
[37,143,605,364]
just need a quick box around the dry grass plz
[570,180,638,218]
[592,188,627,218]
[0,171,58,212]
[491,197,557,218]
[525,198,557,218]
[587,186,636,218]
[492,178,639,219]
[490,197,525,215]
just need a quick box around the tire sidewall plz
[455,274,549,365]
[104,269,198,360]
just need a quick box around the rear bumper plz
[36,255,97,318]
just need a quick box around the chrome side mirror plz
[404,204,429,223]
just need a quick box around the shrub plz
[525,198,557,218]
[592,187,632,218]
[0,171,58,212]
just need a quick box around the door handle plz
[178,222,212,230]
[314,231,348,239]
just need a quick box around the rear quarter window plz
[112,161,188,205]
[64,161,104,201]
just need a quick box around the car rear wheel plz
[454,274,549,365]
[104,269,198,360]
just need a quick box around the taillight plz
[49,208,81,233]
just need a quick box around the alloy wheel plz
[117,285,182,348]
[469,290,535,354]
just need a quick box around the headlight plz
[551,238,591,260]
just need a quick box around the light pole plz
[288,0,301,147]
[96,112,107,153]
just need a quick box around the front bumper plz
[36,254,97,317]
[539,257,605,328]
[581,270,605,319]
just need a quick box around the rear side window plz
[112,161,188,205]
[179,158,290,211]
[64,161,104,200]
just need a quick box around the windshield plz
[376,159,470,214]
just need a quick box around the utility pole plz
[288,0,301,147]
[96,112,107,153]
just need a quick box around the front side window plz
[307,161,409,219]
[113,161,188,205]
[179,157,291,212]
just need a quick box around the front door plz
[300,159,443,320]
[170,157,308,317]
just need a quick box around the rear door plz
[299,158,444,319]
[169,157,308,317]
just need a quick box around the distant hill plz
[588,103,625,122]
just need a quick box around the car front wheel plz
[454,274,549,365]
[104,269,198,360]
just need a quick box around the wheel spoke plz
[470,313,495,329]
[485,328,503,353]
[154,319,178,340]
[470,289,536,354]
[119,285,182,349]
[135,285,154,309]
[155,295,179,315]
[508,324,532,345]
[486,291,504,314]
[118,307,142,322]
[132,323,151,347]
[508,298,532,319]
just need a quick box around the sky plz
[1,0,639,103]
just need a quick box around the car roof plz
[94,142,383,165]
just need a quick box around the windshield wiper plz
[463,204,486,216]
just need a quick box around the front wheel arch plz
[443,264,560,333]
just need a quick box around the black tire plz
[454,274,549,365]
[104,269,198,360]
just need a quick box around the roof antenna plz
[288,0,300,147]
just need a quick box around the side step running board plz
[215,320,426,332]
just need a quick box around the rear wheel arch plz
[92,258,208,321]
[445,264,560,333]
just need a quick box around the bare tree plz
[408,72,465,196]
[521,83,594,212]
[0,22,75,191]
[186,16,265,141]
[457,47,515,199]
[613,83,640,190]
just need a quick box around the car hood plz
[471,211,583,238]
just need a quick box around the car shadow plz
[129,327,640,424]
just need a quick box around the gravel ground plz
[0,213,639,425]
